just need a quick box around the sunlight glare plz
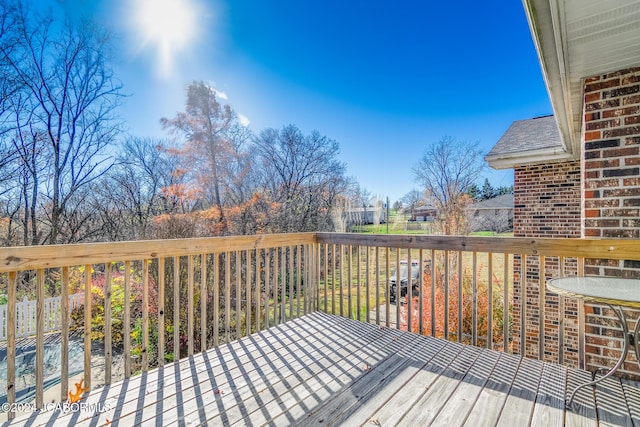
[133,0,198,77]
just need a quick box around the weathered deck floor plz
[4,312,640,426]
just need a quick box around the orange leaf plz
[68,379,88,403]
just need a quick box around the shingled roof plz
[485,115,573,170]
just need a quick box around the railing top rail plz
[1,231,638,273]
[0,232,316,272]
[314,232,640,261]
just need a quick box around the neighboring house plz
[487,0,640,377]
[344,207,386,226]
[408,205,437,222]
[468,194,513,233]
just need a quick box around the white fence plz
[0,293,84,341]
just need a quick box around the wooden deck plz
[4,312,640,426]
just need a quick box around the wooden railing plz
[0,233,318,420]
[1,232,639,420]
[313,233,640,372]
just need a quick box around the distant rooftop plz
[485,115,573,170]
[471,193,513,210]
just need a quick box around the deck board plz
[565,368,598,427]
[496,356,545,426]
[530,361,567,426]
[332,335,448,426]
[463,352,521,427]
[396,344,483,426]
[364,340,466,426]
[596,377,633,427]
[621,379,640,426]
[3,312,640,427]
[431,348,502,426]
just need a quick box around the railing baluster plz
[255,250,261,333]
[173,257,180,361]
[520,254,526,356]
[357,245,361,322]
[407,248,412,332]
[458,251,463,343]
[201,253,207,351]
[239,250,244,337]
[274,247,279,323]
[158,258,165,365]
[252,249,262,332]
[348,246,353,320]
[7,271,16,420]
[296,246,301,319]
[323,244,328,314]
[472,252,478,346]
[331,244,336,315]
[302,245,307,315]
[172,257,180,360]
[61,267,69,402]
[487,252,493,349]
[503,253,510,354]
[187,255,194,356]
[444,251,449,340]
[143,259,150,370]
[83,264,91,392]
[429,249,436,337]
[308,244,312,314]
[302,245,313,315]
[125,260,132,377]
[264,249,270,328]
[578,255,585,369]
[277,249,283,322]
[314,243,320,312]
[339,244,344,318]
[396,249,400,330]
[105,264,112,383]
[289,246,293,320]
[247,249,252,334]
[225,251,231,342]
[539,255,545,360]
[375,247,380,326]
[386,247,390,328]
[213,254,219,345]
[366,246,371,324]
[311,243,316,314]
[558,255,565,365]
[418,249,424,336]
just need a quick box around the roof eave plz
[485,147,575,170]
[522,0,579,156]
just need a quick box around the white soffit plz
[524,0,640,155]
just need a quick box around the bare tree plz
[0,1,21,136]
[412,136,485,235]
[253,125,347,232]
[92,137,186,241]
[1,4,123,244]
[400,189,424,219]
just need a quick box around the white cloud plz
[238,113,250,127]
[215,89,228,100]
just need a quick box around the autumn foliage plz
[400,257,508,349]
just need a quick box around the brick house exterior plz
[582,68,640,375]
[487,7,640,377]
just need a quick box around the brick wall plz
[512,161,581,365]
[582,67,640,377]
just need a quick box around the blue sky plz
[43,0,551,202]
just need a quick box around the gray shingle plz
[486,115,562,157]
